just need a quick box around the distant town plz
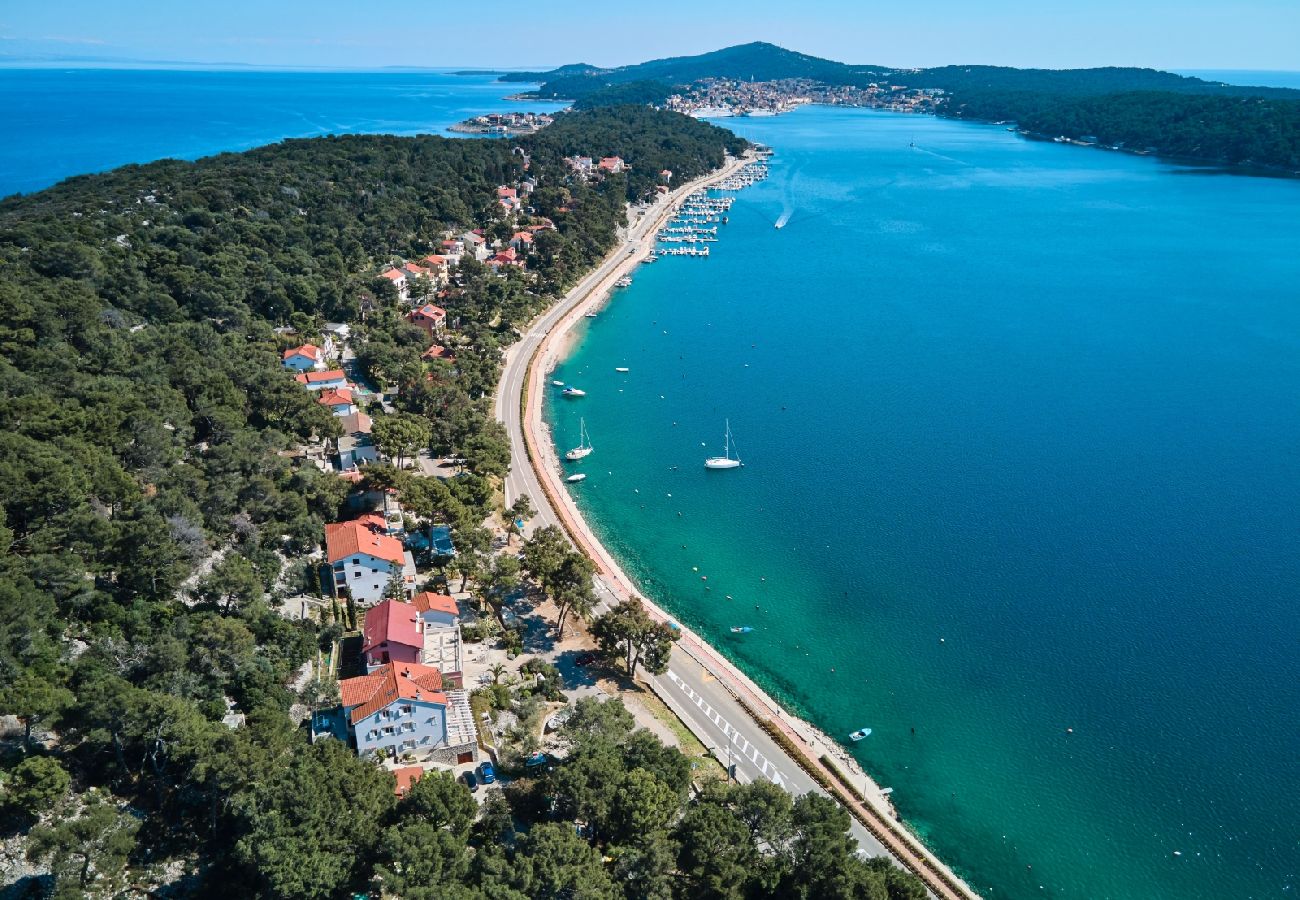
[448,110,555,135]
[666,77,944,117]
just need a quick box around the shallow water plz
[547,106,1300,899]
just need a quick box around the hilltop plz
[505,43,1300,173]
[506,41,1298,101]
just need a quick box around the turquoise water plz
[0,69,563,197]
[546,107,1300,899]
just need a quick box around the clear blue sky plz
[2,0,1297,70]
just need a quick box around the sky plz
[1,0,1297,71]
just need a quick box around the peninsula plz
[0,104,948,899]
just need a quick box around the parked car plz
[461,771,478,792]
[524,752,550,770]
[478,761,496,785]
[574,652,597,667]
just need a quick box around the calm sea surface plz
[5,68,1298,900]
[0,69,563,197]
[546,107,1300,899]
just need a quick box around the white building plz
[326,516,417,606]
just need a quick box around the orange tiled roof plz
[409,304,446,320]
[283,343,320,361]
[393,765,424,797]
[298,369,346,384]
[317,388,354,408]
[340,662,446,723]
[411,591,459,616]
[324,519,404,565]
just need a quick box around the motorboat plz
[562,387,586,397]
[704,419,742,469]
[849,728,873,741]
[566,473,587,483]
[730,626,753,634]
[552,380,566,387]
[565,419,593,461]
[615,367,629,373]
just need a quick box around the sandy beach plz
[505,156,981,900]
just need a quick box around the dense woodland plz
[0,106,927,899]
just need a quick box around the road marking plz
[667,670,786,787]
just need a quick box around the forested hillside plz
[0,107,929,900]
[512,43,1300,172]
[944,90,1300,169]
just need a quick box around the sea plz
[3,68,1298,900]
[0,69,564,198]
[545,108,1300,898]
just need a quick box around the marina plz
[544,106,1300,900]
[648,161,768,260]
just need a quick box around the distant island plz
[502,42,1300,175]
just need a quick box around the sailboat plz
[704,420,742,469]
[565,419,593,461]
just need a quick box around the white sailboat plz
[565,419,593,461]
[704,420,743,469]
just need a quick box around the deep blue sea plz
[0,69,563,197]
[547,107,1300,899]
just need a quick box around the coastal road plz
[492,159,976,899]
[491,157,888,859]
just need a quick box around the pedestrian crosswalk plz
[666,669,787,787]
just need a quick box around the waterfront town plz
[447,110,554,135]
[666,77,945,117]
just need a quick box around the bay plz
[546,106,1300,899]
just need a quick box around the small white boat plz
[730,626,753,634]
[565,419,593,461]
[704,419,743,469]
[552,380,566,387]
[584,311,598,318]
[566,473,587,483]
[562,387,586,397]
[615,367,629,373]
[849,728,872,741]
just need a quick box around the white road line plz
[667,670,786,787]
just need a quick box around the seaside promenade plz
[493,156,979,900]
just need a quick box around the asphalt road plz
[491,163,890,859]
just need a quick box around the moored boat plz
[849,728,872,741]
[562,387,586,397]
[615,367,629,373]
[565,419,593,461]
[566,473,587,483]
[704,420,743,469]
[730,626,754,634]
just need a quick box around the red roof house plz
[325,518,405,567]
[406,304,447,337]
[411,591,460,624]
[362,599,425,670]
[393,765,424,797]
